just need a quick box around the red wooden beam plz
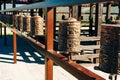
[45,8,54,80]
[13,27,17,64]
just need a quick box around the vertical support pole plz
[95,3,103,36]
[0,0,2,14]
[0,21,2,38]
[0,0,2,38]
[38,8,43,17]
[13,0,17,64]
[0,0,1,37]
[13,28,17,64]
[45,8,54,80]
[3,27,7,46]
[30,9,34,16]
[3,1,7,45]
[106,3,111,23]
[53,8,56,50]
[89,4,94,36]
[3,0,6,15]
[72,6,78,19]
[78,5,82,20]
[118,2,120,20]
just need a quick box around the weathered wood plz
[0,0,2,14]
[95,3,103,36]
[81,45,100,50]
[89,4,94,36]
[45,8,54,80]
[3,0,6,15]
[71,54,99,61]
[55,36,100,42]
[4,26,7,46]
[0,23,2,39]
[78,5,82,20]
[81,36,100,42]
[72,6,79,19]
[106,3,111,23]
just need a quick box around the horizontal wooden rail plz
[0,0,119,12]
[6,27,105,80]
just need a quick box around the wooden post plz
[78,5,82,20]
[106,3,111,23]
[0,0,2,39]
[70,5,82,20]
[4,26,7,46]
[0,23,2,39]
[0,0,1,14]
[38,8,43,17]
[118,2,120,19]
[13,28,17,64]
[3,1,7,45]
[89,4,94,36]
[72,6,79,19]
[53,8,56,50]
[45,8,54,80]
[13,0,17,64]
[30,9,34,16]
[95,3,103,36]
[3,0,6,15]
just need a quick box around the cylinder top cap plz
[66,17,77,21]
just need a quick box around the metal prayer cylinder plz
[13,14,19,28]
[31,15,44,36]
[18,14,24,31]
[99,24,120,74]
[23,15,31,32]
[58,18,81,52]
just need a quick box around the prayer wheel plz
[23,15,31,32]
[58,18,81,52]
[13,14,19,28]
[18,14,24,31]
[99,24,120,74]
[31,15,44,36]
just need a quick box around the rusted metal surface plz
[10,28,105,80]
[13,14,19,29]
[99,24,120,74]
[18,14,24,31]
[23,15,31,32]
[58,18,80,52]
[31,15,44,36]
[45,8,54,80]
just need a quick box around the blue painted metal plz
[0,0,118,12]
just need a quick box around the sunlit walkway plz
[0,33,77,80]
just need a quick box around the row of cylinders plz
[13,14,44,36]
[14,14,81,52]
[2,14,81,53]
